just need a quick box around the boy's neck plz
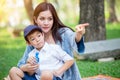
[36,42,45,51]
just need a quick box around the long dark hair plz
[33,2,68,43]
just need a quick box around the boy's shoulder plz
[28,48,37,56]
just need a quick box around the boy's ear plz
[42,32,44,36]
[26,41,31,45]
[42,32,44,38]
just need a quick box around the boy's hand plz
[27,56,37,65]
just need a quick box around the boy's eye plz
[30,38,35,41]
[38,34,41,37]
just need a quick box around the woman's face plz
[35,10,53,33]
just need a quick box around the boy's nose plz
[36,37,40,42]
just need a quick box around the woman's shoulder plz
[27,45,34,49]
[25,45,35,53]
[58,27,73,34]
[59,27,70,31]
[28,48,36,56]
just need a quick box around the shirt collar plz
[35,42,49,53]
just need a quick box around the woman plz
[9,2,89,80]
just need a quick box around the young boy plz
[9,25,74,80]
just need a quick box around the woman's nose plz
[44,20,49,24]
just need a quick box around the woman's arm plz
[75,23,89,42]
[20,63,39,75]
[19,47,39,75]
[17,45,39,75]
[17,45,34,67]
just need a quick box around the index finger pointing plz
[82,23,89,27]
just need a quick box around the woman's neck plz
[44,31,55,44]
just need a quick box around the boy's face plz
[27,30,44,50]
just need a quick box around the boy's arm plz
[53,59,74,77]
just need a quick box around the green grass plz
[77,60,120,78]
[106,23,120,39]
[0,23,120,79]
[0,28,25,79]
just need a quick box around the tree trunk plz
[44,0,48,2]
[24,0,33,23]
[107,0,119,23]
[79,0,106,42]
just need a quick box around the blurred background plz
[0,0,81,29]
[0,0,119,29]
[0,0,120,79]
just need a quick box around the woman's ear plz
[33,16,37,24]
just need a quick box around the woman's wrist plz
[75,33,83,42]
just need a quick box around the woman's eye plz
[39,17,45,21]
[48,17,53,21]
